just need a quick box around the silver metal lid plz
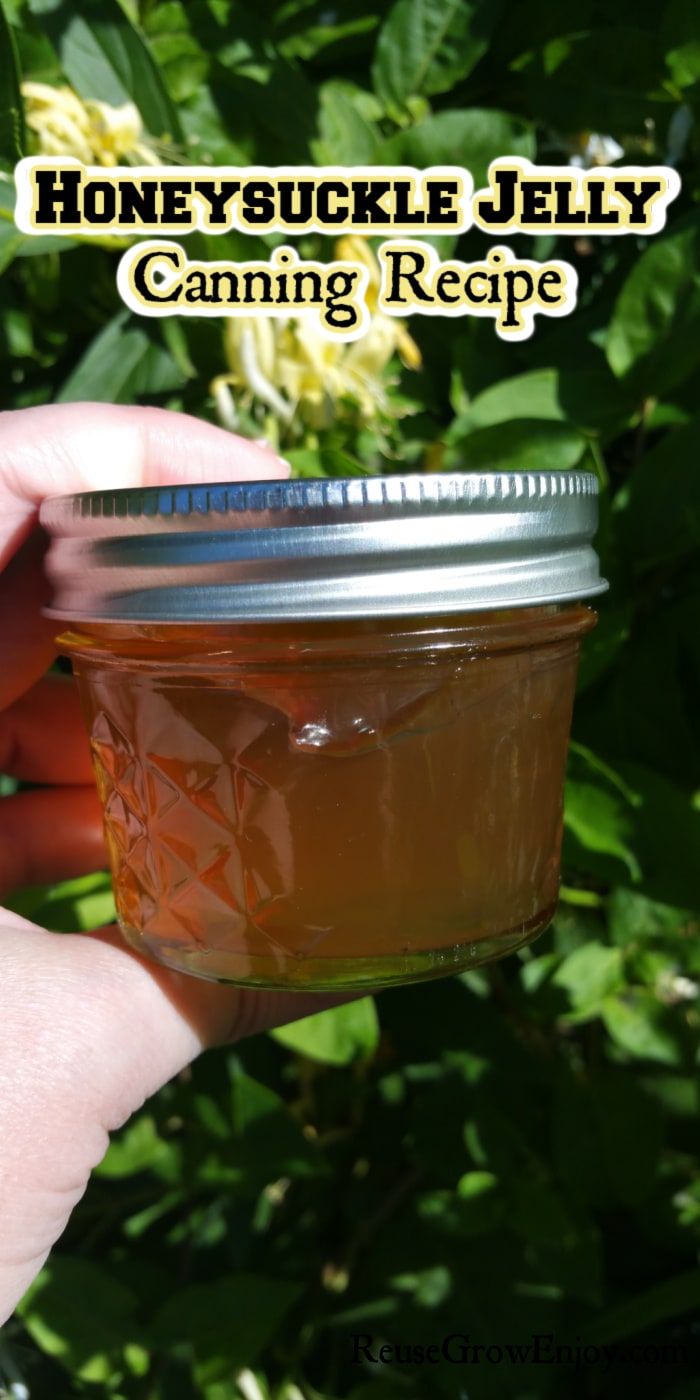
[39,471,607,623]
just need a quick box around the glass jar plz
[40,472,606,990]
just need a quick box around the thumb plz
[0,912,346,1327]
[0,403,289,703]
[0,402,288,567]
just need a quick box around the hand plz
[0,404,340,1325]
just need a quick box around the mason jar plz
[40,472,606,990]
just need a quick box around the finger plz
[88,924,358,1057]
[0,403,290,699]
[0,786,105,898]
[0,530,57,708]
[0,674,93,783]
[0,402,290,566]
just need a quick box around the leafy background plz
[1,1,700,1397]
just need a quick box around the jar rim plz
[57,604,597,672]
[40,470,608,623]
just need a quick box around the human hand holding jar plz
[0,404,346,1325]
[0,403,605,1322]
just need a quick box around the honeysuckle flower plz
[336,235,422,370]
[568,132,624,169]
[22,82,161,165]
[211,237,421,442]
[656,969,698,1005]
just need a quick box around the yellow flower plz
[336,235,422,369]
[22,82,161,165]
[336,234,381,311]
[212,238,421,439]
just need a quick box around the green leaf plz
[379,107,533,189]
[372,0,500,112]
[0,218,25,275]
[618,418,700,571]
[576,603,632,692]
[0,0,25,164]
[391,1264,451,1307]
[0,220,76,274]
[275,2,380,63]
[5,870,115,931]
[228,1067,327,1183]
[418,1176,504,1236]
[96,1114,181,1181]
[457,1168,498,1199]
[181,86,255,166]
[0,179,77,269]
[608,888,696,948]
[553,943,625,1019]
[32,0,181,140]
[585,1269,700,1345]
[193,49,318,164]
[271,997,379,1065]
[606,215,700,398]
[521,28,667,136]
[185,2,269,77]
[142,0,209,103]
[565,781,641,881]
[57,312,184,403]
[446,419,589,473]
[312,80,380,164]
[150,1275,300,1385]
[564,745,642,882]
[160,314,196,379]
[17,1257,140,1382]
[593,604,700,786]
[662,0,700,88]
[459,369,564,429]
[602,990,689,1066]
[616,764,700,912]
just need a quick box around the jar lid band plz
[40,471,607,622]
